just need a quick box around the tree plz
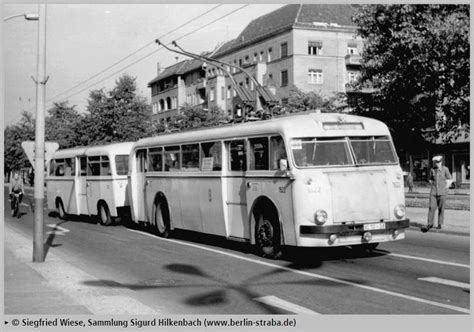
[163,104,229,133]
[350,4,469,150]
[4,111,35,175]
[79,74,154,145]
[45,101,82,149]
[280,86,346,114]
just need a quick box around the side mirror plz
[279,159,289,172]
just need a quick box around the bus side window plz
[55,159,65,176]
[88,156,101,176]
[228,140,247,172]
[182,144,199,170]
[148,148,163,172]
[80,157,87,176]
[136,149,147,173]
[101,156,111,176]
[270,136,287,170]
[164,146,180,171]
[249,137,269,170]
[64,158,73,176]
[201,141,222,171]
[49,160,55,176]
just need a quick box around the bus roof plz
[133,112,391,149]
[52,142,135,159]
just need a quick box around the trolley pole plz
[33,4,47,263]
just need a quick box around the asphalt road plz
[5,187,470,315]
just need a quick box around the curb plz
[408,221,469,237]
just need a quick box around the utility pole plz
[33,4,47,263]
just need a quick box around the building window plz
[233,60,237,73]
[227,85,231,99]
[347,43,358,55]
[281,70,288,87]
[244,55,249,64]
[308,69,323,84]
[308,41,322,55]
[259,51,264,62]
[239,59,243,67]
[245,77,249,90]
[210,87,215,101]
[159,99,165,111]
[253,53,258,62]
[267,47,273,62]
[280,42,288,58]
[347,71,359,84]
[152,103,158,114]
[166,97,172,109]
[221,86,225,100]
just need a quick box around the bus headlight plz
[314,210,328,225]
[394,204,406,219]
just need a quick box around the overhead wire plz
[47,4,249,108]
[47,4,223,103]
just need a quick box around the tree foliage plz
[45,101,82,149]
[79,74,154,145]
[279,86,347,114]
[349,4,469,149]
[4,111,35,174]
[162,104,229,133]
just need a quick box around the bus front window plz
[291,138,352,167]
[350,137,397,165]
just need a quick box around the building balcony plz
[195,78,206,90]
[345,54,362,67]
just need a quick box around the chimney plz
[157,62,162,75]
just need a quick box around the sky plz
[3,3,285,127]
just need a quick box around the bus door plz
[76,156,89,215]
[245,136,292,233]
[135,149,149,222]
[225,140,249,239]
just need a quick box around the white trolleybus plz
[129,113,409,258]
[46,142,134,225]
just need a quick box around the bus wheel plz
[56,199,67,220]
[255,214,282,259]
[98,202,113,226]
[153,199,171,238]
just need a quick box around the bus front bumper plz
[300,219,410,236]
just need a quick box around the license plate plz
[363,223,386,231]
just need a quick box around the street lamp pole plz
[33,4,47,263]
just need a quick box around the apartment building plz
[148,58,206,122]
[207,4,363,114]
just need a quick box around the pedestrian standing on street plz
[9,171,25,216]
[423,155,452,232]
[406,171,414,192]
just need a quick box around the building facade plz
[207,4,363,115]
[148,59,206,122]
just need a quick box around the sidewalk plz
[406,206,470,236]
[4,225,161,315]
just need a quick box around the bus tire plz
[56,198,67,220]
[152,198,171,238]
[255,213,282,259]
[98,201,113,226]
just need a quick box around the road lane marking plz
[418,277,470,289]
[254,296,319,314]
[373,251,469,269]
[46,224,70,236]
[127,229,470,314]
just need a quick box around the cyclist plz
[9,171,24,217]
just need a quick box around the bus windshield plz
[291,138,353,167]
[349,137,397,165]
[291,136,397,167]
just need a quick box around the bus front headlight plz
[314,210,328,225]
[394,204,406,219]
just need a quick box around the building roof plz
[213,4,357,57]
[148,57,205,87]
